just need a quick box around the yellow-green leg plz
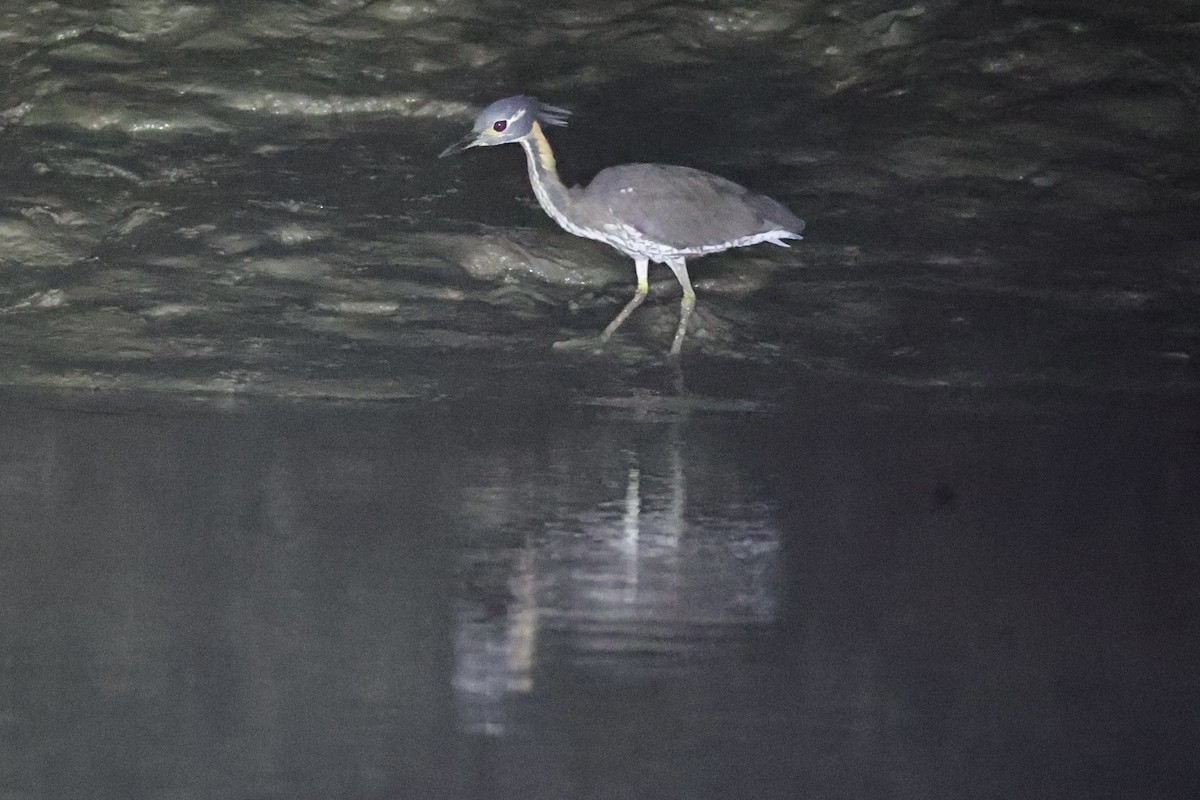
[599,257,650,343]
[665,257,695,356]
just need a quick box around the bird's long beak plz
[438,132,481,158]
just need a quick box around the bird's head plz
[438,95,570,157]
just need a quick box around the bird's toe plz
[551,336,606,353]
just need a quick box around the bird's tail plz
[766,231,804,247]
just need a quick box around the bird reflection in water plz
[453,414,779,735]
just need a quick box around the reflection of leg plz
[599,258,650,343]
[666,258,695,356]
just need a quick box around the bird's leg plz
[665,258,695,356]
[599,258,650,343]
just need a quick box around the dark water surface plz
[2,0,1199,797]
[2,381,1197,799]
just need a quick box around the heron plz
[439,95,804,355]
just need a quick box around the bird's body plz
[573,164,804,258]
[440,95,804,355]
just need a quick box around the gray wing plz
[577,164,804,251]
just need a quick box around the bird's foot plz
[551,336,606,353]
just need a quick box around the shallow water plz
[2,387,1197,799]
[1,0,1198,798]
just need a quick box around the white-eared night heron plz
[439,95,805,355]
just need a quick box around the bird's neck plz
[519,121,575,227]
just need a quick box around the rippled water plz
[1,1,1198,798]
[0,0,1195,397]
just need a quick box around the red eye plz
[493,120,507,132]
